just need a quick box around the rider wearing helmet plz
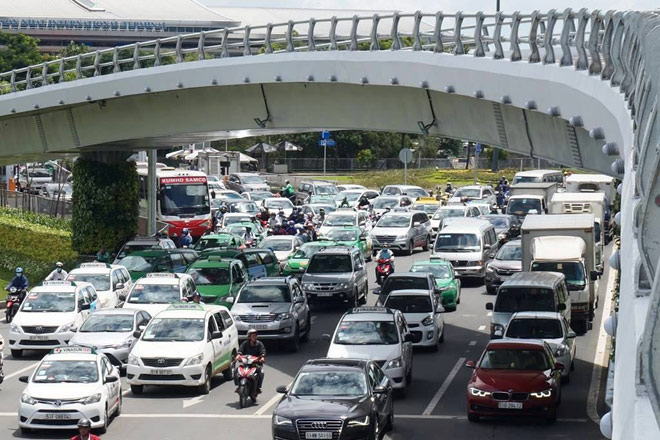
[315,208,326,225]
[445,182,454,194]
[377,245,395,272]
[70,418,101,440]
[45,262,68,281]
[6,267,28,292]
[243,226,255,247]
[179,228,193,248]
[236,328,266,393]
[282,179,295,202]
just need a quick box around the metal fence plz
[0,190,72,218]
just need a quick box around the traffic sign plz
[321,130,330,140]
[318,139,336,147]
[475,143,483,154]
[399,148,414,164]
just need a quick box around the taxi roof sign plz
[79,263,111,269]
[415,197,440,204]
[167,303,204,311]
[42,280,75,286]
[350,307,391,314]
[51,346,95,355]
[146,273,179,278]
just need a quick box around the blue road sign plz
[318,139,336,147]
[321,130,331,140]
[475,143,483,154]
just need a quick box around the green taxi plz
[409,258,461,311]
[194,233,243,252]
[185,256,248,307]
[322,227,373,261]
[117,249,198,281]
[199,248,280,280]
[281,241,337,277]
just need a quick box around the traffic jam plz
[0,166,616,439]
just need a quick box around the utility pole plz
[491,0,501,173]
[147,149,157,236]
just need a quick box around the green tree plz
[0,32,44,72]
[356,149,376,168]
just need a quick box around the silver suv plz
[370,211,433,255]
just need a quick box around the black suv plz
[375,272,439,305]
[272,358,393,440]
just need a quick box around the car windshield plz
[292,244,327,259]
[143,318,205,341]
[33,360,99,383]
[187,267,231,285]
[433,209,464,220]
[381,277,429,295]
[512,176,542,184]
[224,215,252,225]
[307,254,352,273]
[21,291,75,312]
[67,273,110,291]
[507,198,542,215]
[291,371,367,396]
[372,198,399,209]
[221,191,244,200]
[495,288,556,313]
[324,215,356,227]
[531,261,585,286]
[415,204,439,214]
[237,285,291,303]
[248,192,273,201]
[309,195,334,203]
[80,314,134,333]
[195,236,234,251]
[308,205,336,214]
[506,319,563,339]
[265,199,294,209]
[160,183,210,216]
[480,349,550,370]
[405,188,428,198]
[315,185,338,195]
[482,216,510,228]
[326,229,359,241]
[377,215,410,228]
[496,244,522,261]
[334,320,399,345]
[334,192,362,202]
[434,233,480,252]
[384,295,432,313]
[118,255,157,272]
[229,202,259,213]
[454,188,481,198]
[410,264,451,279]
[241,176,265,184]
[128,284,181,304]
[259,238,294,251]
[26,169,51,178]
[116,243,156,260]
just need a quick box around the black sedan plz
[272,358,393,440]
[479,214,521,243]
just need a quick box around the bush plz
[357,149,376,168]
[0,208,77,281]
[72,158,139,254]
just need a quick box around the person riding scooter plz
[6,267,28,292]
[242,226,256,247]
[236,329,266,394]
[377,246,395,272]
[45,262,68,281]
[178,228,193,248]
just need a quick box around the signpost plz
[474,143,482,184]
[319,131,336,176]
[399,148,414,185]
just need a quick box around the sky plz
[201,0,658,12]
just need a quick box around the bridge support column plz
[147,149,157,236]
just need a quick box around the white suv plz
[67,263,132,309]
[122,273,196,316]
[370,211,432,255]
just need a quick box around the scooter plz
[5,287,24,323]
[235,355,261,409]
[375,258,394,285]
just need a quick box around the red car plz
[465,339,563,423]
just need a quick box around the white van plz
[512,170,563,185]
[67,263,132,309]
[432,219,499,280]
[565,173,616,206]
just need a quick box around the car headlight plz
[21,394,36,405]
[337,283,349,290]
[396,234,408,240]
[302,283,312,289]
[485,265,495,273]
[275,312,292,321]
[57,322,76,333]
[385,357,403,369]
[421,316,434,327]
[437,286,452,292]
[128,354,140,366]
[555,344,569,357]
[113,339,134,349]
[470,387,492,397]
[491,323,504,337]
[232,313,241,322]
[184,353,204,366]
[273,415,293,426]
[83,393,102,405]
[347,415,370,427]
[531,389,553,398]
[283,263,291,271]
[9,323,21,333]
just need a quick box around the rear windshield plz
[480,349,550,370]
[307,254,352,273]
[495,287,556,313]
[381,277,428,296]
[384,295,432,313]
[505,318,563,339]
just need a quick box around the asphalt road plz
[0,245,611,440]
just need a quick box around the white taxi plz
[382,289,445,350]
[122,273,195,316]
[324,307,414,393]
[9,281,98,358]
[18,346,121,434]
[67,263,132,309]
[127,303,239,395]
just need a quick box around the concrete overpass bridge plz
[0,9,658,438]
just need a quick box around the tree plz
[356,149,376,168]
[0,32,44,72]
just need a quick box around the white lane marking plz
[422,357,466,416]
[183,395,205,409]
[253,392,282,416]
[487,312,492,317]
[468,341,477,346]
[3,362,39,380]
[311,315,318,324]
[478,325,486,331]
[587,248,617,425]
[122,388,132,396]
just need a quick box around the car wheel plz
[384,400,394,432]
[369,414,379,440]
[485,285,496,295]
[130,385,143,395]
[422,236,430,251]
[11,349,22,359]
[570,357,575,371]
[561,373,570,384]
[114,392,122,417]
[222,364,233,381]
[439,326,445,343]
[407,241,414,256]
[352,289,360,308]
[546,407,557,424]
[406,360,413,385]
[467,413,480,422]
[287,326,300,352]
[97,405,109,434]
[300,317,311,343]
[198,365,211,395]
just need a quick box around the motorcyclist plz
[284,220,297,235]
[277,210,287,226]
[187,291,205,304]
[357,195,371,209]
[339,196,350,208]
[315,208,326,225]
[6,267,28,292]
[282,180,295,202]
[70,418,101,440]
[236,328,266,394]
[305,222,317,241]
[445,182,454,194]
[267,212,280,230]
[243,226,256,247]
[179,228,193,248]
[377,246,395,272]
[45,262,68,281]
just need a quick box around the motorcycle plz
[235,355,262,408]
[0,335,4,384]
[5,287,24,324]
[375,258,394,285]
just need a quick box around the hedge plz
[72,158,139,254]
[0,208,77,281]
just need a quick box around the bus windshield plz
[160,182,210,216]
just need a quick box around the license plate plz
[498,402,523,409]
[44,413,72,420]
[316,292,333,297]
[253,324,268,330]
[29,335,49,340]
[150,369,173,375]
[305,433,332,440]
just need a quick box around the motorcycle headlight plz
[83,393,102,405]
[531,389,553,398]
[385,357,402,369]
[275,313,292,321]
[421,316,434,327]
[469,387,492,397]
[21,393,36,405]
[57,322,76,333]
[273,415,293,426]
[9,323,20,333]
[347,415,370,427]
[184,353,204,366]
[554,344,569,357]
[128,354,140,366]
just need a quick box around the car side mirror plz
[138,324,146,332]
[118,292,127,301]
[485,302,494,310]
[104,375,119,384]
[321,334,332,342]
[276,385,288,394]
[488,253,495,259]
[114,283,124,291]
[19,375,29,383]
[373,288,381,295]
[80,303,91,311]
[404,333,415,343]
[294,296,305,304]
[373,385,387,394]
[225,296,235,304]
[590,271,599,281]
[557,303,567,311]
[465,360,476,369]
[484,243,491,250]
[554,362,565,371]
[211,331,223,340]
[567,330,577,339]
[413,222,420,227]
[435,304,445,314]
[133,330,142,339]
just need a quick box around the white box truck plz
[521,214,599,334]
[506,182,559,219]
[565,173,616,207]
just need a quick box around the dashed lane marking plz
[3,362,39,380]
[422,357,466,416]
[478,325,486,331]
[468,341,477,346]
[487,312,492,317]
